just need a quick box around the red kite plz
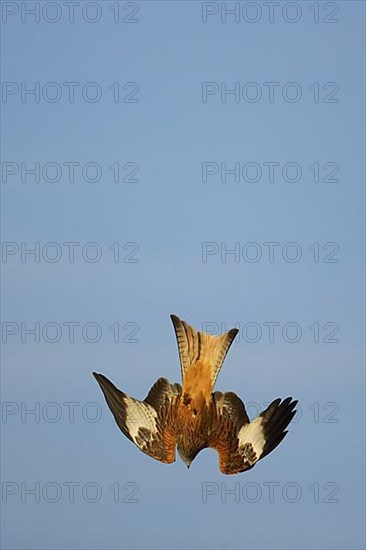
[94,314,297,474]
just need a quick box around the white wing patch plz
[123,397,158,443]
[238,416,265,465]
[93,373,180,464]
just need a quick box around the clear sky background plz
[1,1,365,549]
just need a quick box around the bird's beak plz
[186,462,191,469]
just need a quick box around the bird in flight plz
[93,314,297,474]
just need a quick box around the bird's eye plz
[193,409,198,416]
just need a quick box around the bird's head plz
[177,445,199,469]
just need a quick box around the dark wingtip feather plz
[260,397,298,459]
[92,373,125,406]
[93,372,113,389]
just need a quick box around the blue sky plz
[1,1,365,549]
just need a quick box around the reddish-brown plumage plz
[94,314,297,474]
[182,359,212,409]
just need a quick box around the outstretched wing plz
[93,373,182,464]
[210,392,297,475]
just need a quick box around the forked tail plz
[170,314,238,391]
